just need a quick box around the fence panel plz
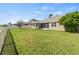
[0,27,7,53]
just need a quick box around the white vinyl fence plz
[0,27,7,53]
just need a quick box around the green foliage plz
[0,24,8,27]
[59,11,79,32]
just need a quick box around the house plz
[21,18,39,29]
[8,15,65,31]
[32,15,65,31]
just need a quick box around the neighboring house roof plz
[38,15,62,23]
[27,21,39,24]
[26,19,40,24]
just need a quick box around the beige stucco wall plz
[32,24,38,29]
[42,23,65,31]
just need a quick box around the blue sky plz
[0,3,79,24]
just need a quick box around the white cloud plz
[65,6,77,13]
[52,11,63,15]
[49,8,54,10]
[54,3,62,6]
[31,14,37,17]
[8,16,19,24]
[40,6,54,11]
[9,16,29,24]
[41,6,48,11]
[56,11,63,14]
[35,11,43,15]
[69,7,76,10]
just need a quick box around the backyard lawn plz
[10,28,79,55]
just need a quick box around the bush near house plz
[59,11,79,32]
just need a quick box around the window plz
[45,23,49,28]
[36,24,38,27]
[33,24,35,27]
[52,22,56,27]
[25,24,28,25]
[40,23,49,28]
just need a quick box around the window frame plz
[51,22,56,27]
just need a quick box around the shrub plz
[59,11,79,32]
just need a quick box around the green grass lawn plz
[10,28,79,55]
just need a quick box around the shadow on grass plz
[1,29,18,55]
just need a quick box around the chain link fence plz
[0,27,7,54]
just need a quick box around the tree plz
[8,22,12,26]
[1,24,7,27]
[16,20,23,29]
[48,14,53,18]
[59,11,79,32]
